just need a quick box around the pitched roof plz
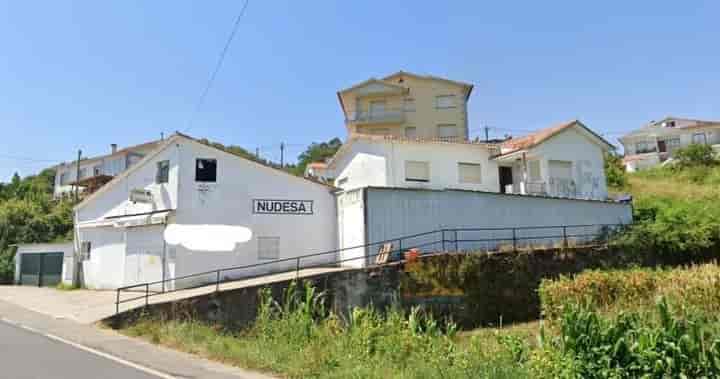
[500,120,614,155]
[620,117,720,140]
[75,133,336,211]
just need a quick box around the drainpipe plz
[520,152,528,195]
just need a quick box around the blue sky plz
[1,1,719,181]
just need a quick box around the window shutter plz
[458,163,482,184]
[405,161,429,182]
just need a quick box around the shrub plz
[532,299,720,378]
[539,264,720,320]
[674,144,717,167]
[604,152,627,188]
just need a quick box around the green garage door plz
[20,252,64,287]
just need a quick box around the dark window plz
[195,159,217,182]
[156,160,170,184]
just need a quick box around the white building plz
[619,117,720,172]
[73,134,337,290]
[53,140,161,198]
[14,242,75,287]
[323,120,612,201]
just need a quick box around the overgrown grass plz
[56,282,79,291]
[540,263,720,320]
[123,281,530,379]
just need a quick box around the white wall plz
[75,137,339,289]
[357,188,632,263]
[529,128,609,199]
[172,139,339,286]
[336,189,366,268]
[332,139,500,193]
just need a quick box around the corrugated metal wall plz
[365,187,633,253]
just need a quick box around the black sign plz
[253,199,314,215]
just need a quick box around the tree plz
[604,152,627,189]
[292,138,342,176]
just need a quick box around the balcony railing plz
[345,108,406,125]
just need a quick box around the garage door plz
[20,253,64,287]
[124,225,165,289]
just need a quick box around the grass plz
[55,282,79,291]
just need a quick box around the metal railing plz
[114,223,630,315]
[345,108,406,124]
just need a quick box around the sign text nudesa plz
[252,199,314,215]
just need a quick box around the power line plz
[186,0,250,132]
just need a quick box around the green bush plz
[532,299,720,378]
[539,264,720,320]
[674,144,717,167]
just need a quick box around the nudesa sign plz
[252,199,314,215]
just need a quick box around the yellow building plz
[337,71,473,141]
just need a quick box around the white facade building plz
[53,140,160,198]
[619,117,720,172]
[73,134,337,290]
[323,120,612,201]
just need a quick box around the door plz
[499,166,513,193]
[658,140,667,153]
[124,225,165,289]
[20,253,63,287]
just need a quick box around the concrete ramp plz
[0,267,349,324]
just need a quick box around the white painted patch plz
[164,224,252,252]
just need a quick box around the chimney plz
[111,144,118,154]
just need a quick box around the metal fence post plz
[512,228,517,252]
[454,230,459,252]
[296,257,300,279]
[116,289,120,315]
[562,226,568,249]
[145,283,149,307]
[216,270,221,292]
[441,230,446,251]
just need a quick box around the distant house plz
[53,140,161,198]
[619,117,720,172]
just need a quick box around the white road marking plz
[0,317,176,379]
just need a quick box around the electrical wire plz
[186,0,250,132]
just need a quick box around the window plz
[458,163,482,184]
[405,127,417,139]
[60,172,70,185]
[437,124,457,140]
[195,158,217,182]
[435,95,456,109]
[156,160,170,184]
[79,167,88,179]
[258,237,280,260]
[369,100,386,117]
[635,141,655,154]
[692,133,707,145]
[528,160,542,181]
[405,161,430,182]
[93,165,102,176]
[403,97,416,112]
[104,158,124,176]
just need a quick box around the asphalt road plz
[0,320,162,379]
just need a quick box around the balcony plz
[345,108,406,125]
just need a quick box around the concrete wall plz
[355,187,632,262]
[14,242,75,285]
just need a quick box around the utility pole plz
[484,126,490,142]
[74,149,82,203]
[255,147,260,159]
[280,142,285,167]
